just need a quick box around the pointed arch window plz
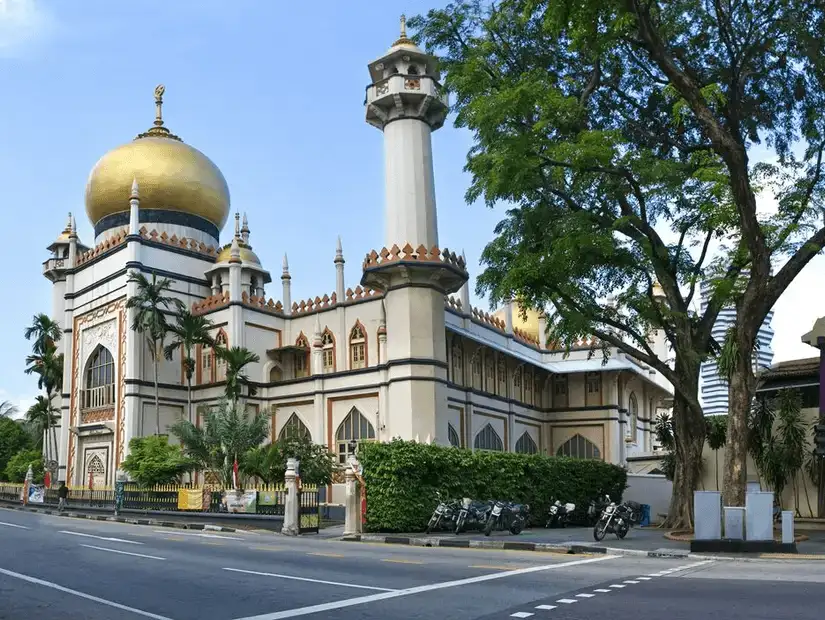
[214,332,227,382]
[349,323,367,370]
[557,434,601,460]
[278,413,311,441]
[473,423,504,451]
[627,392,638,442]
[451,336,463,385]
[200,342,213,384]
[86,454,106,486]
[447,423,461,448]
[295,334,309,378]
[524,369,534,406]
[335,408,376,464]
[83,345,115,410]
[515,431,538,455]
[322,330,335,372]
[484,351,495,392]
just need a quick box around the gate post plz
[281,458,300,536]
[344,457,362,536]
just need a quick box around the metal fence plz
[299,485,319,534]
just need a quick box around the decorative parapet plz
[471,306,506,332]
[77,229,128,266]
[362,244,467,272]
[514,326,540,347]
[291,292,337,316]
[445,295,463,311]
[546,336,600,351]
[345,286,380,302]
[138,226,219,257]
[241,292,284,314]
[192,291,230,315]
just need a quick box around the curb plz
[340,533,709,560]
[1,504,239,533]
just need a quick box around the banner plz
[27,485,45,504]
[177,489,204,511]
[258,491,277,507]
[221,490,257,514]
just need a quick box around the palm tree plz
[215,346,260,404]
[0,401,17,418]
[24,341,63,460]
[706,415,728,490]
[24,313,61,355]
[164,310,215,425]
[126,272,185,435]
[170,398,269,488]
[25,396,60,462]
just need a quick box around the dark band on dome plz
[94,209,220,240]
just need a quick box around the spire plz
[64,212,72,232]
[313,314,323,346]
[334,235,344,263]
[282,253,290,278]
[70,213,77,236]
[234,212,241,239]
[136,84,182,141]
[391,13,418,48]
[400,14,407,38]
[229,235,241,263]
[130,178,139,199]
[241,213,250,244]
[129,178,140,235]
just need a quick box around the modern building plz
[41,19,672,497]
[699,278,775,415]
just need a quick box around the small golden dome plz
[216,242,261,265]
[493,302,543,339]
[84,85,230,233]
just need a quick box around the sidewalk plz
[341,525,825,559]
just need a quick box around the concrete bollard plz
[781,511,794,544]
[344,456,362,536]
[694,491,722,540]
[281,457,300,536]
[723,507,745,540]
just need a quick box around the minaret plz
[365,14,449,249]
[228,235,244,347]
[649,281,669,363]
[311,315,324,375]
[362,19,466,445]
[241,213,250,245]
[334,237,345,302]
[282,254,292,315]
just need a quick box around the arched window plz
[87,454,106,486]
[249,275,258,297]
[214,332,227,382]
[322,329,335,372]
[627,392,638,442]
[448,423,461,448]
[335,408,376,464]
[200,343,213,384]
[269,364,283,382]
[278,413,310,441]
[474,423,503,451]
[557,434,601,460]
[83,345,115,409]
[408,64,419,75]
[295,334,309,378]
[515,431,538,454]
[451,336,463,385]
[349,323,366,370]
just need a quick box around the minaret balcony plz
[365,74,449,129]
[42,257,68,280]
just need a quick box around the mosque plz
[42,19,673,495]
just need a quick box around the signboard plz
[258,491,278,507]
[221,490,257,514]
[177,489,204,511]
[27,485,45,504]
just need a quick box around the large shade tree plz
[413,0,825,517]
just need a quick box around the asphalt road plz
[1,508,823,620]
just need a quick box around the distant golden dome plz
[216,242,261,265]
[84,85,230,235]
[493,302,543,339]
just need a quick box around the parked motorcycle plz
[593,495,638,541]
[484,501,529,536]
[545,499,576,528]
[587,494,611,526]
[425,494,461,534]
[455,498,493,534]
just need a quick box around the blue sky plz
[0,0,822,414]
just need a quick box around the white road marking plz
[153,530,242,540]
[0,521,29,529]
[510,614,533,618]
[576,593,595,598]
[231,555,618,620]
[648,573,665,577]
[223,568,397,592]
[556,599,578,604]
[593,589,612,593]
[636,577,652,580]
[609,584,626,588]
[59,531,143,545]
[535,605,556,610]
[0,567,172,620]
[80,545,166,561]
[624,580,640,584]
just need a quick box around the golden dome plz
[216,242,261,265]
[493,302,543,339]
[84,85,230,233]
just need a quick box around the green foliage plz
[243,436,335,486]
[654,413,676,481]
[163,310,215,387]
[24,313,61,357]
[4,449,44,483]
[0,401,17,418]
[25,396,59,450]
[0,417,33,477]
[120,436,195,487]
[170,398,269,488]
[705,415,728,490]
[358,439,626,532]
[215,346,261,402]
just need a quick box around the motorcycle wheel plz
[455,514,466,534]
[593,521,607,542]
[509,520,523,535]
[617,522,629,539]
[425,515,439,535]
[484,516,496,537]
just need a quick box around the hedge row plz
[358,439,627,532]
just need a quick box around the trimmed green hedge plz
[358,439,627,532]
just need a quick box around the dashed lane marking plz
[593,589,612,593]
[623,580,640,584]
[576,593,595,598]
[609,584,626,588]
[59,531,143,545]
[80,544,166,561]
[222,567,398,592]
[151,530,242,540]
[307,552,344,558]
[556,599,578,604]
[0,521,30,529]
[535,605,556,610]
[381,559,424,565]
[510,613,533,618]
[636,577,652,580]
[470,565,527,571]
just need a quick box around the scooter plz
[546,499,576,528]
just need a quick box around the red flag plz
[89,470,94,490]
[232,458,239,490]
[44,471,51,489]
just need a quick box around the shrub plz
[4,449,44,483]
[120,436,195,487]
[358,439,627,532]
[243,436,335,486]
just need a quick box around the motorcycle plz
[425,494,460,534]
[593,496,637,541]
[484,501,529,536]
[455,498,493,534]
[545,499,576,528]
[587,494,611,526]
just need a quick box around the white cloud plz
[0,0,54,57]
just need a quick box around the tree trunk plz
[664,382,705,529]
[722,320,755,508]
[715,450,720,491]
[154,340,161,436]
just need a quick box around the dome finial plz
[234,212,241,238]
[400,14,407,38]
[136,84,181,141]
